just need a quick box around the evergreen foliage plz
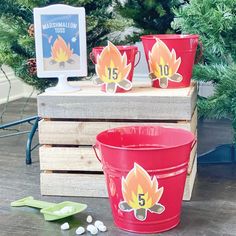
[115,0,187,42]
[172,0,236,140]
[0,0,126,91]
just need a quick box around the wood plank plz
[39,109,197,145]
[39,146,102,171]
[183,155,197,201]
[39,144,197,173]
[179,107,197,134]
[37,82,197,120]
[40,173,108,197]
[41,157,197,200]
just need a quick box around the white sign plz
[34,4,87,92]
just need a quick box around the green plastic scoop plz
[11,196,87,221]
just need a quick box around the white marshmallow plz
[86,224,96,232]
[98,225,107,232]
[60,222,69,230]
[94,220,104,228]
[90,227,98,235]
[86,215,93,223]
[76,226,85,235]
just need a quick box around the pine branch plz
[0,0,33,23]
[0,0,128,91]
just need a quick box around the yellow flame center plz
[154,57,173,78]
[54,48,70,62]
[128,185,153,209]
[101,60,122,83]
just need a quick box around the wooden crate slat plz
[38,82,197,120]
[40,173,107,197]
[39,109,197,145]
[39,144,197,173]
[40,156,197,200]
[39,146,102,171]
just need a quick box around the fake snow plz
[53,206,75,215]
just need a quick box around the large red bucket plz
[90,45,140,93]
[93,126,195,233]
[141,34,199,88]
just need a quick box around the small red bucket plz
[93,126,195,233]
[141,34,200,88]
[90,45,140,93]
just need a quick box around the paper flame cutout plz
[148,39,183,88]
[93,41,133,93]
[122,163,163,209]
[95,41,131,83]
[51,35,73,62]
[119,163,165,221]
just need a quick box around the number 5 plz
[138,194,145,207]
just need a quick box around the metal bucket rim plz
[92,45,138,51]
[140,34,199,40]
[96,125,195,151]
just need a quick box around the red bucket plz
[90,45,140,93]
[141,34,200,88]
[93,126,195,233]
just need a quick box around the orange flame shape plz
[51,36,73,62]
[95,42,131,83]
[122,163,164,209]
[149,39,181,79]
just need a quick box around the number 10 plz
[159,65,169,76]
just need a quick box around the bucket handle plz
[195,40,203,64]
[134,51,141,67]
[191,139,197,150]
[92,144,101,163]
[89,52,96,64]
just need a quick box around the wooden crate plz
[38,81,198,200]
[40,155,197,200]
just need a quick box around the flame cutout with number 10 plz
[93,41,132,93]
[119,163,165,221]
[149,39,183,88]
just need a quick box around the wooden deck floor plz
[0,99,236,236]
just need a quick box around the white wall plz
[0,65,36,105]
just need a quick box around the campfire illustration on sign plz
[119,163,165,221]
[93,41,132,93]
[50,35,74,68]
[149,39,182,88]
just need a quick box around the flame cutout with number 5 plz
[119,163,165,221]
[149,39,183,88]
[93,41,132,93]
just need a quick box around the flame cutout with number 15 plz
[119,163,165,221]
[93,41,132,93]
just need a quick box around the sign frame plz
[34,4,87,79]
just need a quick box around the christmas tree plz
[115,0,187,43]
[172,0,236,140]
[0,0,128,91]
